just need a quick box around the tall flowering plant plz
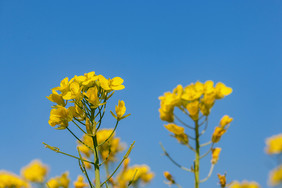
[45,71,136,188]
[159,81,233,188]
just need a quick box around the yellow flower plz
[164,171,175,184]
[164,124,188,144]
[164,124,184,135]
[0,171,29,188]
[46,90,66,107]
[212,127,226,143]
[269,165,282,186]
[220,115,233,128]
[229,181,260,188]
[120,165,154,186]
[265,134,282,154]
[59,172,70,188]
[181,81,204,102]
[48,106,73,129]
[211,148,221,164]
[98,75,125,91]
[215,82,232,99]
[53,77,70,94]
[81,72,98,87]
[84,87,100,108]
[111,100,130,120]
[62,82,82,100]
[73,175,88,188]
[96,129,124,162]
[68,104,85,121]
[47,178,60,188]
[21,160,48,183]
[217,173,226,187]
[186,100,199,120]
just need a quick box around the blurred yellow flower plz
[21,160,48,183]
[220,115,233,128]
[212,127,226,143]
[164,171,175,185]
[164,124,184,135]
[186,100,199,120]
[211,148,221,164]
[164,124,188,144]
[229,181,260,188]
[217,173,226,187]
[0,171,29,188]
[215,82,232,99]
[265,134,282,154]
[73,175,88,188]
[269,165,282,186]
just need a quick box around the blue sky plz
[0,1,281,187]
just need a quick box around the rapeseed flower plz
[0,171,29,188]
[21,160,48,183]
[229,181,260,188]
[73,175,88,188]
[265,134,282,154]
[269,165,282,186]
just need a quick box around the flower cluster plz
[159,81,233,188]
[115,158,154,188]
[77,128,125,165]
[45,71,153,188]
[159,81,232,123]
[47,72,126,130]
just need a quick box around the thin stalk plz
[174,114,194,129]
[93,135,101,188]
[91,105,101,188]
[72,120,87,134]
[160,142,192,172]
[194,120,200,188]
[200,164,215,183]
[66,128,94,151]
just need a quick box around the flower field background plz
[0,1,281,188]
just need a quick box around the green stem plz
[91,105,101,188]
[194,120,200,188]
[93,135,101,188]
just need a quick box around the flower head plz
[21,160,48,183]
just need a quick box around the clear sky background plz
[0,1,281,188]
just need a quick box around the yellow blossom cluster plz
[21,160,48,183]
[116,158,154,188]
[229,181,260,188]
[47,72,125,129]
[159,81,232,122]
[77,129,124,165]
[47,172,70,188]
[265,134,282,154]
[0,171,29,188]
